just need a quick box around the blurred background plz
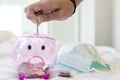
[0,0,120,50]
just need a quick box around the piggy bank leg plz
[18,73,26,80]
[43,73,50,79]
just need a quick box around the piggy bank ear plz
[45,39,56,48]
[49,39,57,52]
[14,38,22,49]
[13,37,24,55]
[12,38,21,60]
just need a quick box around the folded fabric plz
[0,30,16,43]
[57,43,111,73]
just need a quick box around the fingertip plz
[31,19,37,24]
[37,14,50,23]
[26,13,35,20]
[30,19,42,25]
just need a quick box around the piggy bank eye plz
[28,45,32,50]
[41,45,45,50]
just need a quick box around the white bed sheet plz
[0,31,120,80]
[0,56,120,80]
[0,47,120,80]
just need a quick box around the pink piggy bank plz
[13,33,57,80]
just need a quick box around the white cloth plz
[0,31,120,80]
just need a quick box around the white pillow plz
[0,30,16,43]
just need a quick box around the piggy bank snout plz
[27,56,45,70]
